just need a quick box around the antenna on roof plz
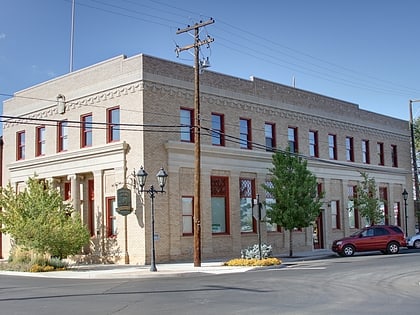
[69,0,75,72]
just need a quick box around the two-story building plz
[1,54,413,264]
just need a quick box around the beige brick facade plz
[1,54,413,264]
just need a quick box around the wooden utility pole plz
[176,18,214,267]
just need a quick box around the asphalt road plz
[1,250,419,314]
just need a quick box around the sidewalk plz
[0,249,334,279]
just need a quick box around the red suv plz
[332,225,406,257]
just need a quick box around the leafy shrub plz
[241,243,273,259]
[48,257,68,269]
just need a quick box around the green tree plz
[353,172,383,226]
[262,150,323,257]
[0,176,90,259]
[413,116,420,151]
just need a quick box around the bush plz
[224,257,281,267]
[241,243,273,259]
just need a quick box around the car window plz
[374,227,390,236]
[389,226,403,234]
[361,228,374,237]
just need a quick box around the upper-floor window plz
[346,136,354,162]
[16,130,25,160]
[180,108,194,142]
[58,120,68,152]
[211,113,225,146]
[81,113,93,148]
[309,130,318,157]
[107,107,120,143]
[288,127,298,153]
[36,125,46,157]
[391,144,398,167]
[377,142,384,165]
[362,140,370,164]
[328,134,337,160]
[239,118,252,149]
[265,123,276,152]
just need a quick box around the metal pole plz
[150,186,157,272]
[257,194,262,260]
[405,198,408,237]
[124,216,129,264]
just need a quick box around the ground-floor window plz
[211,176,229,234]
[182,196,193,235]
[240,178,255,233]
[106,197,117,237]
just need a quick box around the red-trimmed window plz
[328,134,337,160]
[348,185,359,229]
[36,126,46,157]
[391,145,398,167]
[288,127,298,153]
[346,136,354,162]
[58,120,68,152]
[309,130,318,157]
[211,176,230,234]
[16,130,25,160]
[35,126,45,156]
[240,118,252,149]
[240,178,256,233]
[211,113,225,146]
[182,196,194,235]
[265,180,281,232]
[265,123,276,152]
[362,140,370,164]
[106,197,117,237]
[81,113,93,148]
[107,107,120,143]
[394,202,401,227]
[377,142,384,165]
[331,200,340,229]
[180,108,194,142]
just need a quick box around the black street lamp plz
[134,166,168,272]
[402,188,408,237]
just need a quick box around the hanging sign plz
[116,187,133,216]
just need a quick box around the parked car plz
[406,233,420,249]
[332,225,406,257]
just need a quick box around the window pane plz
[108,108,120,142]
[240,119,249,148]
[182,197,193,234]
[240,178,254,232]
[212,114,223,145]
[180,109,193,142]
[211,197,226,233]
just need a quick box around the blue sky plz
[1,0,420,123]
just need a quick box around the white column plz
[68,174,81,214]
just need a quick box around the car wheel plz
[414,240,420,249]
[342,245,355,256]
[387,242,400,254]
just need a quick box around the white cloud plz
[0,33,6,40]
